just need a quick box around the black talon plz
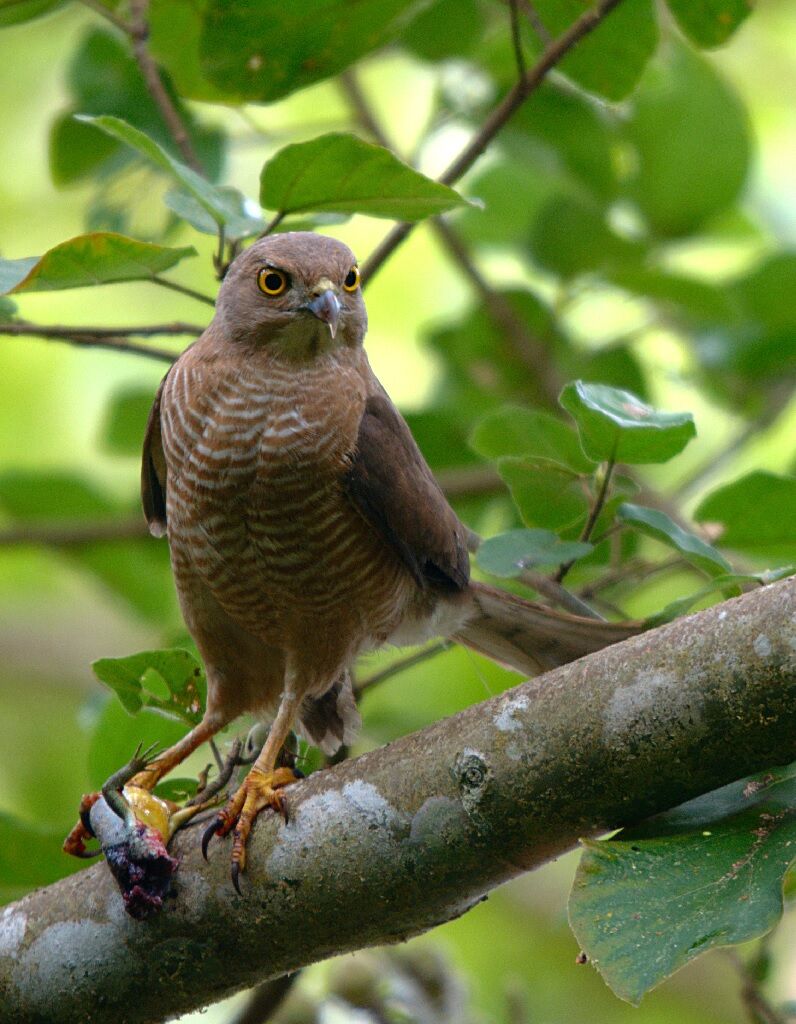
[79,807,97,838]
[231,861,243,896]
[201,817,221,861]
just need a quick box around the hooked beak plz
[306,289,341,339]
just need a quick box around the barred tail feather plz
[454,581,642,677]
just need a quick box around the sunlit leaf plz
[559,381,696,465]
[666,0,753,49]
[470,406,594,473]
[163,187,265,239]
[78,115,235,228]
[570,762,796,1004]
[498,457,589,531]
[695,471,796,560]
[92,648,207,726]
[617,503,732,577]
[477,528,593,577]
[0,233,196,295]
[260,133,470,220]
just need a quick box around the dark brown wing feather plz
[141,375,168,538]
[344,391,469,592]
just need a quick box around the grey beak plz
[306,289,341,338]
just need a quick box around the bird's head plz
[215,232,367,358]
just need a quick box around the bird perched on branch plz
[68,232,638,890]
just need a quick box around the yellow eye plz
[257,268,288,295]
[343,265,360,292]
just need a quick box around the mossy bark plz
[1,578,794,1024]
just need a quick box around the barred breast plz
[159,344,414,684]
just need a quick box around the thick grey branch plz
[1,578,794,1024]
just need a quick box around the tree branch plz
[2,578,794,1024]
[128,0,204,174]
[361,0,625,283]
[0,517,149,548]
[1,321,202,362]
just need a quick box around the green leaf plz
[101,388,154,457]
[0,471,114,519]
[400,0,486,60]
[529,196,645,279]
[569,762,796,1004]
[49,112,119,186]
[625,44,750,237]
[198,0,430,102]
[260,133,470,221]
[92,648,207,726]
[477,529,593,577]
[470,406,594,473]
[530,0,658,101]
[149,0,231,102]
[78,115,235,229]
[0,0,62,27]
[608,266,735,324]
[163,187,265,239]
[666,0,753,49]
[498,457,589,532]
[695,471,796,560]
[0,233,196,295]
[617,503,732,577]
[559,380,696,465]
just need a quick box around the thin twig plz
[77,0,131,33]
[516,0,553,43]
[577,557,686,599]
[724,949,788,1024]
[259,211,287,238]
[152,277,216,307]
[0,518,149,548]
[555,454,616,583]
[509,0,527,79]
[339,71,392,148]
[435,463,502,499]
[128,0,204,173]
[355,642,452,698]
[0,321,203,339]
[1,323,180,362]
[361,0,626,283]
[517,569,604,619]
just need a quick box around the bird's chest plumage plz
[160,352,410,654]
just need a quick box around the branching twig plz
[0,518,149,548]
[509,0,527,79]
[556,454,616,583]
[361,0,626,283]
[516,0,553,43]
[1,320,202,362]
[128,0,204,173]
[354,641,452,699]
[152,276,216,307]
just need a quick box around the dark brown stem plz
[724,950,788,1024]
[555,454,616,583]
[339,71,392,149]
[509,0,527,79]
[516,569,604,619]
[0,517,150,548]
[1,321,202,339]
[260,211,286,237]
[228,975,300,1024]
[435,463,502,499]
[152,276,216,307]
[127,0,204,173]
[577,557,687,599]
[516,0,553,43]
[361,0,626,283]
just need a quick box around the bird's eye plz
[343,266,360,292]
[257,268,288,296]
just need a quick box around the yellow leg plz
[202,691,302,892]
[129,713,224,791]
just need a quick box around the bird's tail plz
[453,581,643,677]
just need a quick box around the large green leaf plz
[569,763,796,1004]
[0,0,62,27]
[163,188,265,240]
[625,44,750,237]
[78,115,241,229]
[529,196,645,279]
[477,528,593,577]
[559,381,696,465]
[198,0,430,102]
[470,406,594,473]
[666,0,752,49]
[695,471,796,561]
[259,133,470,221]
[87,700,192,792]
[101,387,156,458]
[0,233,195,295]
[617,503,732,577]
[529,0,658,101]
[498,457,589,532]
[92,648,207,726]
[400,0,485,61]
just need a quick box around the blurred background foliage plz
[0,0,795,1021]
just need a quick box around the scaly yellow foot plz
[201,765,299,893]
